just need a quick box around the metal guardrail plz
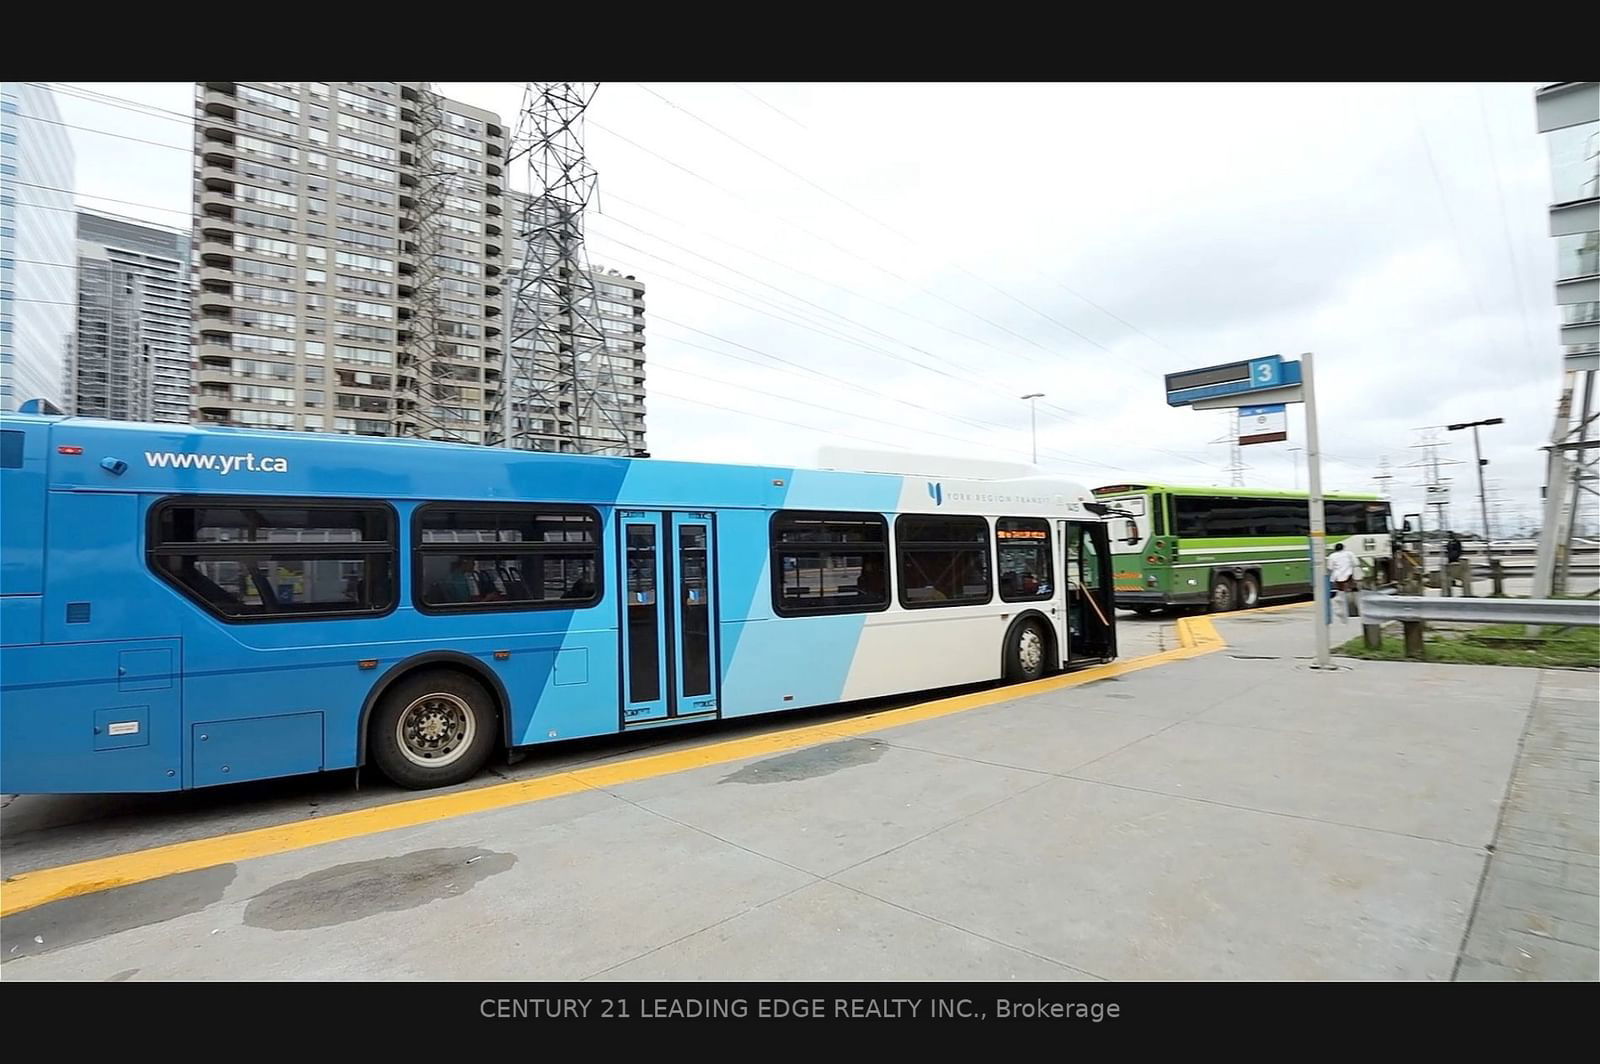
[1354,591,1600,659]
[1357,593,1600,627]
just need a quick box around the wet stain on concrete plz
[243,847,515,932]
[0,864,237,965]
[105,968,139,981]
[719,739,886,785]
[1104,693,1135,700]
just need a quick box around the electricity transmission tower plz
[1210,410,1248,486]
[495,83,631,454]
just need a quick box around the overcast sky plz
[49,81,1576,533]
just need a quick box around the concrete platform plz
[2,605,1592,981]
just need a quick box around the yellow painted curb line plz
[1,618,1228,918]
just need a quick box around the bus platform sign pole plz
[1301,352,1332,670]
[1169,351,1332,671]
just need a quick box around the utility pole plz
[1020,393,1043,465]
[1447,417,1503,574]
[1288,446,1302,491]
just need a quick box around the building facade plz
[191,82,507,438]
[66,211,192,423]
[1,82,76,412]
[1536,82,1599,372]
[498,189,648,454]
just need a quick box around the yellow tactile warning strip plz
[0,616,1225,918]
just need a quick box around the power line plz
[631,84,1177,379]
[1476,85,1538,365]
[35,82,193,125]
[650,318,1211,474]
[8,179,192,221]
[6,109,191,154]
[601,190,1080,413]
[735,85,808,129]
[588,216,1082,417]
[653,329,1114,472]
[651,357,1103,472]
[1411,99,1500,363]
[588,115,1065,368]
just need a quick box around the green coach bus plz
[1091,483,1394,614]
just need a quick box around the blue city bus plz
[0,413,1121,794]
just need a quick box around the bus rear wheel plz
[1238,574,1261,609]
[371,669,499,790]
[1208,575,1238,613]
[1004,619,1049,683]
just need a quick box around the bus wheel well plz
[1001,611,1058,678]
[358,653,512,767]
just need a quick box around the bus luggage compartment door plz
[0,638,183,793]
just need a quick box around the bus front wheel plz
[1004,619,1049,683]
[1208,575,1238,613]
[371,669,499,790]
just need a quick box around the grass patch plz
[1336,622,1599,668]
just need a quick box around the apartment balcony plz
[197,366,293,388]
[486,141,503,158]
[484,263,501,278]
[201,143,237,168]
[485,179,502,197]
[201,165,236,192]
[199,218,236,246]
[484,241,502,258]
[200,106,237,138]
[484,303,501,317]
[486,123,505,140]
[199,190,236,218]
[484,281,501,297]
[203,81,236,96]
[485,161,502,178]
[485,201,502,217]
[483,220,502,237]
[197,266,237,289]
[199,241,234,269]
[202,90,237,119]
[197,290,235,316]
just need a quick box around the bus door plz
[1059,520,1118,664]
[616,510,720,726]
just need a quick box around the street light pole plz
[1447,417,1504,579]
[1288,446,1303,491]
[1020,393,1044,464]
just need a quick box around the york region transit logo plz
[927,481,943,505]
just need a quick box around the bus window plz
[770,511,889,616]
[997,517,1052,602]
[414,504,600,612]
[1152,494,1165,537]
[896,514,991,608]
[150,499,396,620]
